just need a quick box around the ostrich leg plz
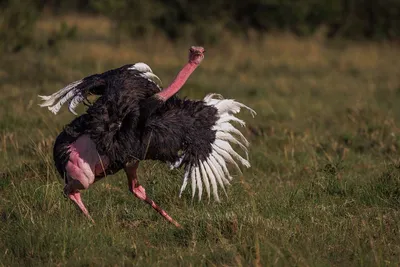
[67,190,95,224]
[63,178,95,224]
[124,162,181,227]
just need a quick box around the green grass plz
[1,15,400,266]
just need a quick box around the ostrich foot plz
[133,185,181,228]
[68,191,95,224]
[125,162,181,228]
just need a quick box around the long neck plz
[156,62,198,100]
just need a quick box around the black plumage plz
[41,47,254,226]
[53,68,219,180]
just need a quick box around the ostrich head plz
[188,46,205,65]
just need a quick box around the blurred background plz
[1,0,400,52]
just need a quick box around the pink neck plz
[156,62,198,100]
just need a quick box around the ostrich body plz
[39,47,255,227]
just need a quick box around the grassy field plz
[1,15,400,266]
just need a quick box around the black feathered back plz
[53,63,220,178]
[141,97,218,165]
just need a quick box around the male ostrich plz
[39,46,255,227]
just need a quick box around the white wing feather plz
[214,139,250,168]
[204,160,227,198]
[212,152,233,181]
[214,99,256,117]
[191,166,197,199]
[216,131,248,159]
[212,143,242,174]
[208,155,230,185]
[39,62,161,115]
[195,165,203,201]
[200,161,219,202]
[178,93,256,202]
[213,123,250,146]
[179,165,191,198]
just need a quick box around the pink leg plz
[62,135,108,224]
[68,190,95,224]
[125,162,181,228]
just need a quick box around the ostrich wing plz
[38,63,162,115]
[176,94,256,202]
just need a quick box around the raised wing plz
[176,94,256,202]
[38,63,162,115]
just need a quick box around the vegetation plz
[2,0,400,53]
[1,15,400,266]
[0,0,41,52]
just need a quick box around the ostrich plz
[39,46,256,227]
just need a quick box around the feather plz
[195,164,203,201]
[141,72,162,87]
[198,160,211,200]
[37,95,51,101]
[216,131,248,159]
[217,114,246,127]
[179,165,191,197]
[68,94,85,115]
[213,123,249,146]
[39,80,82,107]
[48,90,77,114]
[128,62,153,73]
[212,143,242,174]
[211,152,233,181]
[204,160,227,198]
[170,155,184,169]
[214,139,250,168]
[203,93,223,102]
[191,166,197,199]
[129,62,162,87]
[208,155,230,185]
[40,61,162,115]
[177,94,255,201]
[215,99,257,117]
[200,161,219,202]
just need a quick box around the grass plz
[1,15,400,266]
